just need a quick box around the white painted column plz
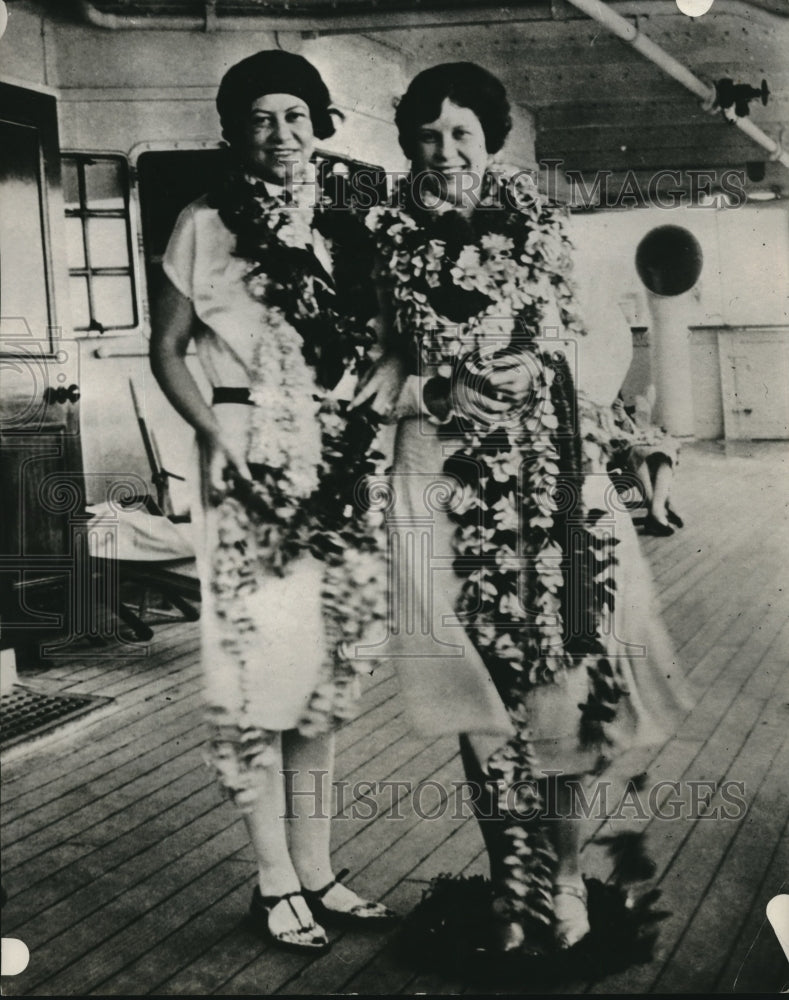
[647,292,697,436]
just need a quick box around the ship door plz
[1,82,84,660]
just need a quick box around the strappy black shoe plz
[643,513,674,536]
[665,502,684,528]
[302,868,398,926]
[249,886,331,954]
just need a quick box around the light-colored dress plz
[384,281,692,778]
[163,195,338,739]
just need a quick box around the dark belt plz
[211,387,266,483]
[212,386,252,406]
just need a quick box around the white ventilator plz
[635,225,703,437]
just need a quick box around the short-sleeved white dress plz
[163,195,340,745]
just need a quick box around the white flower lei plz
[368,169,591,683]
[243,167,326,497]
[369,168,622,927]
[245,299,323,499]
[206,165,387,808]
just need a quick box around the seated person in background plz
[610,386,684,537]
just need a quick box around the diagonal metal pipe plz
[564,0,789,169]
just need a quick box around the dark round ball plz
[395,62,512,159]
[216,49,338,148]
[636,225,703,296]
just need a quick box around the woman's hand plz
[455,353,535,416]
[350,353,407,418]
[483,355,535,404]
[199,427,253,506]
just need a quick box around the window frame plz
[61,151,139,336]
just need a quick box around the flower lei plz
[368,169,623,928]
[205,164,387,807]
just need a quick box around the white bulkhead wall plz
[7,19,400,168]
[568,203,789,439]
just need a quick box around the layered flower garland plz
[368,170,623,928]
[206,164,387,807]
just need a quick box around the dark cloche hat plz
[216,49,340,145]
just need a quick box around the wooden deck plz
[2,441,788,995]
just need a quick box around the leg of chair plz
[114,601,154,642]
[159,587,200,622]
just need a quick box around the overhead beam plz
[76,0,789,34]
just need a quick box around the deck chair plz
[86,379,200,642]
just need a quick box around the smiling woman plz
[148,48,394,956]
[215,49,342,153]
[245,95,315,184]
[356,59,693,961]
[395,62,512,213]
[411,101,489,211]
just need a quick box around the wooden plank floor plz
[2,440,787,995]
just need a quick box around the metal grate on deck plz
[1,685,111,752]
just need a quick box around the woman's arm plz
[150,277,217,437]
[351,351,408,418]
[150,275,250,498]
[350,260,408,418]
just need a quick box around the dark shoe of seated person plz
[665,502,684,528]
[643,513,674,536]
[302,869,397,925]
